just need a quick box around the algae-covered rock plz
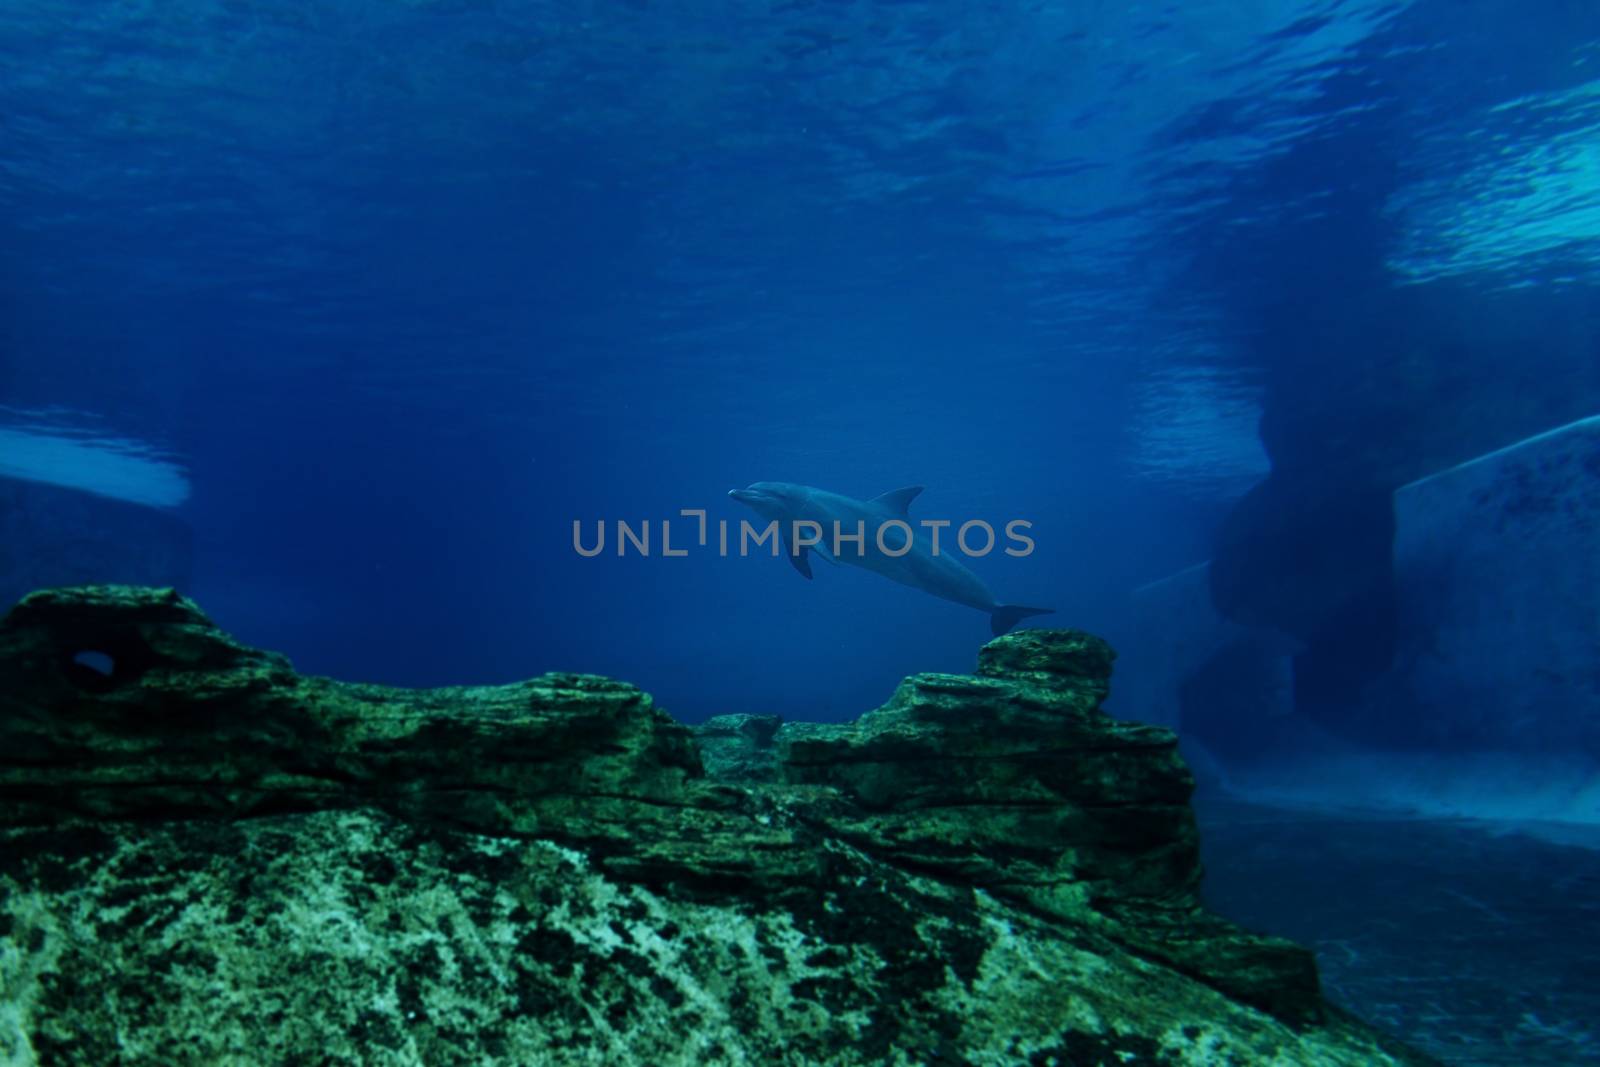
[0,586,1436,1066]
[691,712,784,782]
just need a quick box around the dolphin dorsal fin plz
[871,485,924,515]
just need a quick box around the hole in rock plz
[71,650,117,678]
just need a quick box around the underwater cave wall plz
[1373,415,1600,755]
[1115,415,1600,821]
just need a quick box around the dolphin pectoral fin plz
[990,604,1053,636]
[870,485,924,515]
[787,542,814,580]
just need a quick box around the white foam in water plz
[0,422,191,509]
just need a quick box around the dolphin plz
[728,481,1053,635]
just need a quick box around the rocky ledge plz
[0,586,1433,1066]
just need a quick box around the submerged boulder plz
[0,586,1434,1066]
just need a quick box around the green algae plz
[0,586,1437,1066]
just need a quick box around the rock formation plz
[0,586,1434,1065]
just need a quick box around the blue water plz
[5,1,1598,724]
[2,1,1596,718]
[5,1,1600,1062]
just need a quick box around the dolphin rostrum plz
[727,481,1053,635]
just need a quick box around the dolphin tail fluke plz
[990,604,1053,636]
